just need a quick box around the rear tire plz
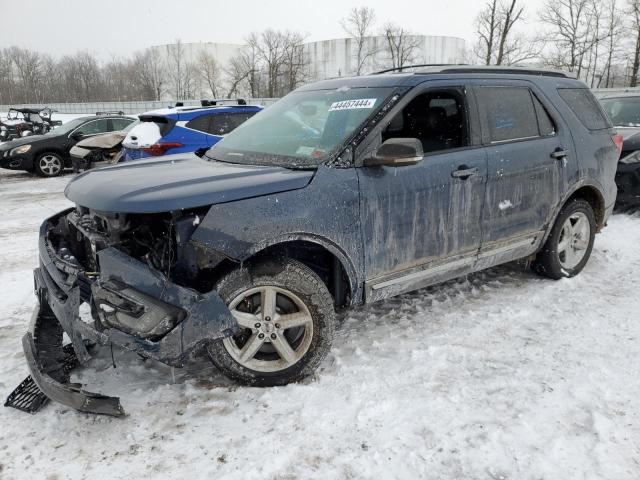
[207,258,336,387]
[35,152,64,177]
[532,199,596,279]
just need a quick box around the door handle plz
[550,148,569,160]
[451,166,479,179]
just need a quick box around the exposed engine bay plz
[50,205,212,284]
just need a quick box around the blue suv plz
[13,66,621,416]
[122,100,262,160]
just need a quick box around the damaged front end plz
[7,207,237,416]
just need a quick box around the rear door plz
[473,81,575,263]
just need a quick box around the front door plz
[356,85,488,301]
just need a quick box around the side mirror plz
[364,138,424,167]
[71,131,85,140]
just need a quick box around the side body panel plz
[190,166,365,303]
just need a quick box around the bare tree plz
[496,0,525,64]
[166,39,188,99]
[630,0,640,86]
[473,0,536,65]
[9,47,42,101]
[197,49,221,98]
[282,31,309,92]
[475,0,500,65]
[539,0,605,75]
[135,48,166,101]
[382,23,421,71]
[600,0,624,87]
[341,7,377,75]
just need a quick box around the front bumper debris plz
[21,306,125,416]
[6,210,237,416]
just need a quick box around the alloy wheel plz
[39,155,62,176]
[557,211,590,269]
[223,286,314,373]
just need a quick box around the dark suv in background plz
[599,94,640,207]
[16,67,620,416]
[0,114,135,176]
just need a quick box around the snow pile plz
[0,169,639,479]
[123,122,161,149]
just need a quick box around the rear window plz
[558,88,611,130]
[476,86,539,143]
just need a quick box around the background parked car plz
[70,120,140,172]
[122,100,261,160]
[0,114,135,177]
[600,94,640,208]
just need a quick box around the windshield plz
[206,87,396,167]
[600,97,640,127]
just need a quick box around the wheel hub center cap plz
[262,322,274,334]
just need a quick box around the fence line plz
[0,98,279,115]
[2,87,639,114]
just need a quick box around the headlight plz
[10,144,31,156]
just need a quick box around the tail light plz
[612,134,624,159]
[143,142,183,156]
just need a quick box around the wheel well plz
[248,241,352,309]
[566,186,605,231]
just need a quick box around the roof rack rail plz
[430,66,572,78]
[200,98,248,106]
[96,110,125,116]
[371,64,572,78]
[371,64,466,75]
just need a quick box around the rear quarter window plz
[558,88,611,130]
[185,114,212,133]
[209,112,256,136]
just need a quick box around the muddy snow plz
[0,168,639,479]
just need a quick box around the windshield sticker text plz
[329,99,377,112]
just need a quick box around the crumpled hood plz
[65,155,315,213]
[76,131,127,149]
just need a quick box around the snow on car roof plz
[141,105,259,117]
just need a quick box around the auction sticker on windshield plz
[329,99,377,111]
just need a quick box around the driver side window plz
[382,89,469,155]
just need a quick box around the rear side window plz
[209,112,255,136]
[185,115,211,133]
[78,119,110,135]
[112,118,134,131]
[558,88,611,130]
[476,86,539,143]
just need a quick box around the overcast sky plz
[1,0,547,59]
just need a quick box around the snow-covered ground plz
[0,168,639,479]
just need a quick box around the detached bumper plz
[21,210,238,415]
[22,312,125,416]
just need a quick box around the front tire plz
[532,199,596,279]
[207,258,336,387]
[35,152,64,177]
